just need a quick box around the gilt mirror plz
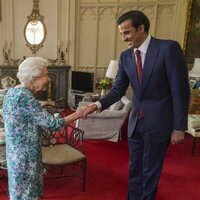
[24,0,47,54]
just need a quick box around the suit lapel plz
[126,49,141,94]
[141,37,159,92]
[125,38,159,96]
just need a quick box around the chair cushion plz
[188,114,200,128]
[42,144,86,165]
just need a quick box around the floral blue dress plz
[2,87,65,200]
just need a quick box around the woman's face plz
[34,67,49,93]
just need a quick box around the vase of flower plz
[101,89,106,98]
[97,78,112,97]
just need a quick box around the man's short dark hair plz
[117,10,150,33]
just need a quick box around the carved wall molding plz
[99,7,117,20]
[117,6,137,18]
[80,7,97,20]
[139,6,156,20]
[157,5,175,19]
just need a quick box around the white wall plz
[0,0,60,61]
[75,0,189,74]
[73,0,189,97]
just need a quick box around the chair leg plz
[0,169,8,194]
[82,159,87,192]
[118,130,122,142]
[0,178,5,192]
[192,137,197,156]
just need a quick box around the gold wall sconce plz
[2,41,12,64]
[57,41,68,65]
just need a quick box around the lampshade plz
[190,58,200,78]
[106,60,119,79]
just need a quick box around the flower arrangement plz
[96,79,112,90]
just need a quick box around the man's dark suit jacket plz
[99,37,190,142]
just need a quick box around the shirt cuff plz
[95,101,102,110]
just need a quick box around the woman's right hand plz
[77,103,98,118]
[75,106,87,119]
[64,107,87,124]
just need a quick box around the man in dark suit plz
[81,10,190,200]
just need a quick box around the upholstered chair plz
[76,96,131,142]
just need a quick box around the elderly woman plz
[2,57,84,200]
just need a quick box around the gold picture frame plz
[183,0,200,65]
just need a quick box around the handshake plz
[75,103,98,119]
[61,103,100,125]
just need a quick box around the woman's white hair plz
[17,57,48,86]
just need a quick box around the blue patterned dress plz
[2,87,65,200]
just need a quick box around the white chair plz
[76,96,131,142]
[186,114,200,156]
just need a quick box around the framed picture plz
[183,0,200,65]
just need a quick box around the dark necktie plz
[135,49,144,119]
[135,49,142,84]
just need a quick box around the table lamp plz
[106,60,119,79]
[190,58,200,79]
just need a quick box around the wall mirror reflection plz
[24,0,47,54]
[25,20,45,45]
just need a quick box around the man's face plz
[118,19,145,49]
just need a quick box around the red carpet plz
[1,131,200,199]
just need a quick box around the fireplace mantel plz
[0,65,70,108]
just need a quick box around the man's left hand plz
[171,131,185,144]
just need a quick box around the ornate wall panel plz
[79,7,97,67]
[118,0,137,2]
[75,0,188,98]
[100,0,118,2]
[81,0,98,2]
[155,4,175,39]
[97,7,116,67]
